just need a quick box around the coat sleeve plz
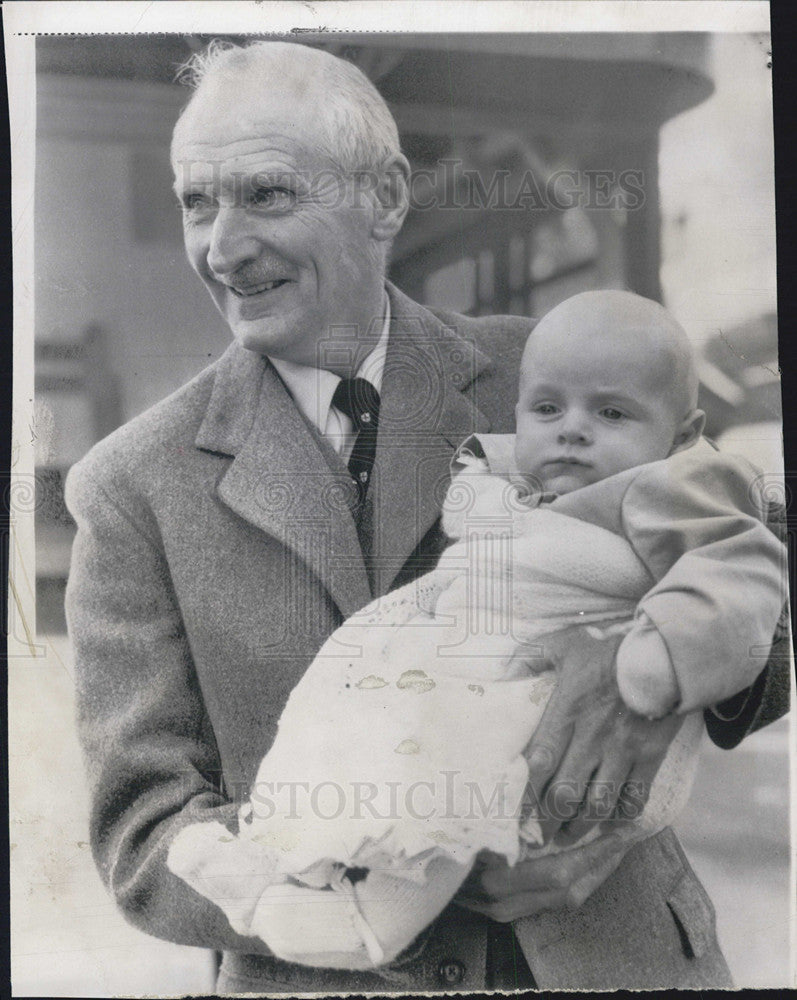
[704,492,791,748]
[617,449,787,715]
[65,456,276,954]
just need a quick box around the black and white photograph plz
[6,1,794,995]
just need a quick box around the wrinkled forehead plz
[171,62,332,167]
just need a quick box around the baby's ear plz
[670,409,706,455]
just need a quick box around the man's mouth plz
[229,279,289,297]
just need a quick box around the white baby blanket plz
[168,472,704,968]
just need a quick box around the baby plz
[168,290,785,970]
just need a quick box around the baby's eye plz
[600,407,626,422]
[533,403,560,416]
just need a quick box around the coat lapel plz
[366,285,493,595]
[196,343,372,618]
[195,286,494,613]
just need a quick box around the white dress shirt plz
[269,296,390,465]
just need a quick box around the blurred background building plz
[17,33,789,995]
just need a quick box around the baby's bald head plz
[520,290,699,421]
[514,290,705,494]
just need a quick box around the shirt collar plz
[269,294,391,436]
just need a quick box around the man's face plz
[172,73,382,366]
[514,328,682,495]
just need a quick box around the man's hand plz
[522,625,685,846]
[455,828,643,922]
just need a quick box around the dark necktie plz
[331,377,380,502]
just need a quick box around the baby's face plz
[515,326,684,495]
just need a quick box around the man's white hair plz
[176,39,401,172]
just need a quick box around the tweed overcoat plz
[65,283,787,992]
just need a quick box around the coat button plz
[437,958,465,984]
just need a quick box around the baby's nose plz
[557,418,592,445]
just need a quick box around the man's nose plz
[206,205,261,277]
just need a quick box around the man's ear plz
[670,408,706,455]
[370,153,411,242]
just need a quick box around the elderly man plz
[66,40,787,993]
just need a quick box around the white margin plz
[2,1,772,38]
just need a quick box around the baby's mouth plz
[546,457,591,467]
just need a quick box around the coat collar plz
[195,338,268,456]
[195,283,493,612]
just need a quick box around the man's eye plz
[533,403,559,416]
[181,193,213,212]
[250,187,293,209]
[600,407,626,421]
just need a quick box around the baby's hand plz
[615,620,681,718]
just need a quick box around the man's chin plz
[231,320,293,358]
[234,332,275,356]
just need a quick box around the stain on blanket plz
[396,670,435,693]
[528,675,556,704]
[356,675,389,689]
